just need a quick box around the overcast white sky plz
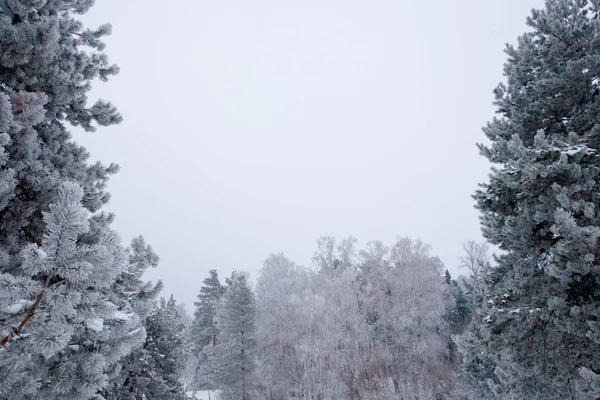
[74,0,545,310]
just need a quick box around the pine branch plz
[0,273,52,348]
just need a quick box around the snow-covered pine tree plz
[0,182,141,399]
[142,295,187,400]
[0,0,121,328]
[104,294,187,400]
[100,237,164,399]
[473,0,600,397]
[212,271,256,400]
[192,270,226,358]
[188,269,226,391]
[115,236,163,322]
[0,0,121,255]
[0,1,158,398]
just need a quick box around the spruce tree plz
[474,0,600,397]
[212,271,256,399]
[191,270,226,353]
[188,269,226,391]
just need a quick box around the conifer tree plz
[0,183,141,399]
[100,237,164,399]
[473,0,600,397]
[188,269,226,391]
[0,0,121,256]
[191,270,226,353]
[451,243,501,399]
[0,1,157,398]
[143,295,187,400]
[103,295,187,400]
[212,271,256,399]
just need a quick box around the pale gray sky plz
[75,0,544,309]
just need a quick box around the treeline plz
[1,0,600,399]
[186,237,471,399]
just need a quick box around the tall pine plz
[0,1,155,398]
[0,0,121,255]
[191,270,226,354]
[474,0,600,397]
[212,271,256,399]
[188,269,226,391]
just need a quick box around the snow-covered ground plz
[186,390,220,400]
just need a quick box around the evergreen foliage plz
[0,2,163,398]
[4,0,599,398]
[103,295,187,400]
[0,0,121,257]
[212,271,256,399]
[188,269,226,391]
[99,237,165,399]
[0,183,141,399]
[472,0,600,397]
[144,295,187,399]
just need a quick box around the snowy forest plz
[1,0,600,399]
